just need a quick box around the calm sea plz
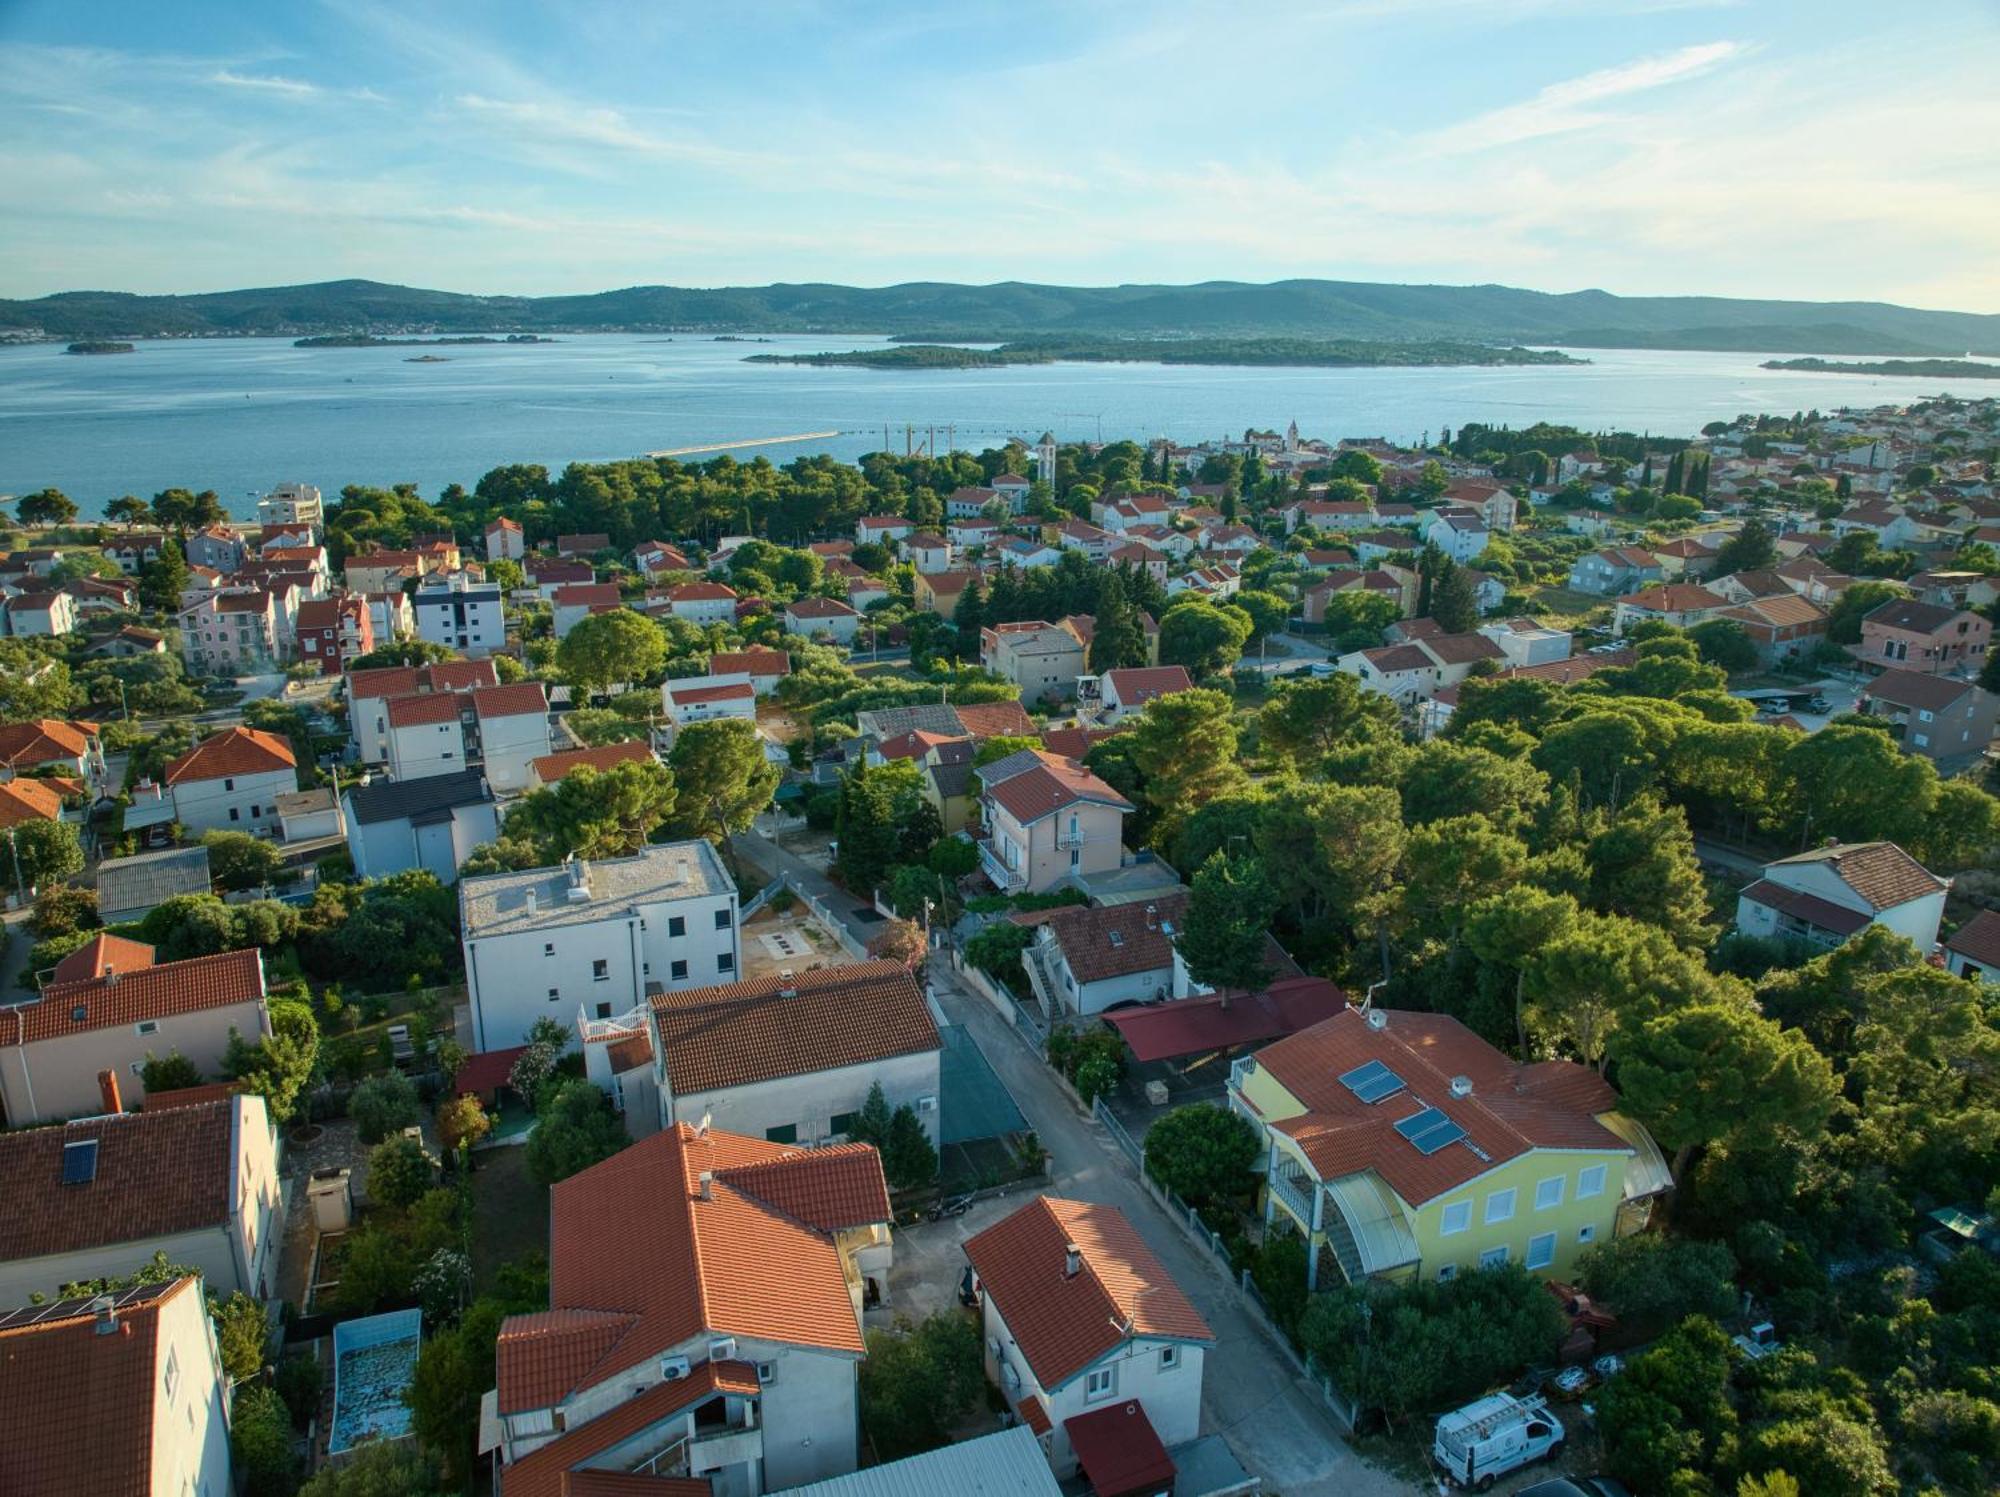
[0,334,1965,517]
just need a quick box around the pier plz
[646,430,841,457]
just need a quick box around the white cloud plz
[1425,40,1748,152]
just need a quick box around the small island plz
[748,336,1585,371]
[65,340,136,355]
[293,333,556,348]
[1762,356,2000,379]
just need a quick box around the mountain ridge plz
[4,276,1997,356]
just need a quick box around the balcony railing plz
[1056,829,1087,850]
[980,840,1026,891]
[1269,1166,1317,1230]
[1229,1056,1256,1094]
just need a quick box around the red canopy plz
[1064,1400,1176,1497]
[1101,977,1346,1064]
[454,1045,527,1097]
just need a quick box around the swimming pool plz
[329,1309,422,1455]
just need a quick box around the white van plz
[1433,1392,1565,1490]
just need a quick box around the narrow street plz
[731,826,1413,1496]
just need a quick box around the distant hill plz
[3,276,1996,356]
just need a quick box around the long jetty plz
[646,430,841,457]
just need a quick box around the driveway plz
[925,958,1413,1497]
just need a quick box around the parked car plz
[1433,1392,1565,1490]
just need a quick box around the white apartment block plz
[414,570,506,656]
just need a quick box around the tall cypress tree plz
[1089,571,1145,673]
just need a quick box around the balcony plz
[1056,828,1087,850]
[1269,1165,1318,1231]
[980,840,1026,891]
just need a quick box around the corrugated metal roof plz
[779,1426,1060,1497]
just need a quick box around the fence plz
[782,877,871,960]
[950,951,1047,1048]
[738,876,785,921]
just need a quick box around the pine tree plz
[1089,571,1146,673]
[1663,451,1685,495]
[1431,561,1480,633]
[951,576,986,660]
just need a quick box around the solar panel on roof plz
[1338,1059,1406,1104]
[1394,1106,1468,1156]
[61,1138,98,1185]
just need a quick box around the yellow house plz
[1229,1007,1671,1290]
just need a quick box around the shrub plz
[349,1072,421,1144]
[275,1350,325,1429]
[24,928,95,986]
[231,1384,299,1497]
[139,1050,204,1095]
[31,882,97,937]
[367,1135,434,1211]
[436,1095,491,1154]
[1247,1228,1310,1343]
[860,1312,985,1461]
[524,1080,627,1185]
[1577,1232,1738,1339]
[211,1291,269,1382]
[1144,1103,1259,1210]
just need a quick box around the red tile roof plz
[49,933,157,985]
[1039,726,1125,760]
[667,681,753,706]
[710,648,790,679]
[786,595,859,619]
[531,742,656,783]
[497,1309,640,1414]
[1738,879,1871,937]
[552,583,623,609]
[1065,1400,1178,1497]
[386,691,465,728]
[0,1100,246,1259]
[0,778,65,829]
[0,1277,203,1497]
[454,1044,528,1098]
[141,1081,241,1111]
[0,719,92,768]
[965,1197,1213,1390]
[648,960,939,1095]
[983,750,1133,826]
[1103,666,1193,706]
[1946,909,2000,969]
[665,582,737,602]
[474,681,550,719]
[1253,1008,1626,1206]
[1013,896,1187,985]
[501,1360,761,1497]
[163,725,295,784]
[497,1125,888,1418]
[1615,583,1728,612]
[1104,976,1346,1063]
[952,700,1036,739]
[1764,841,1944,910]
[1,947,264,1047]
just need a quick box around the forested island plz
[293,333,556,348]
[747,336,1584,371]
[64,340,135,354]
[1763,356,2000,379]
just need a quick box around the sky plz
[2,0,1997,310]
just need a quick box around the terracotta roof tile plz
[0,947,264,1047]
[0,719,92,768]
[474,682,550,719]
[532,742,656,783]
[710,648,789,679]
[951,700,1036,739]
[552,583,623,609]
[649,960,939,1095]
[665,582,737,602]
[497,1310,640,1414]
[386,691,465,727]
[1766,840,1945,910]
[1738,878,1872,936]
[667,681,753,706]
[786,596,859,619]
[1945,909,2000,969]
[163,725,295,784]
[1615,583,1729,612]
[0,778,65,828]
[981,750,1134,826]
[1103,667,1193,706]
[49,933,157,985]
[1013,896,1186,986]
[702,1144,891,1234]
[965,1197,1213,1390]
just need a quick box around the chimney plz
[698,1170,714,1202]
[97,1069,123,1116]
[1366,1009,1388,1032]
[1450,1075,1473,1099]
[92,1296,118,1335]
[525,888,538,917]
[103,965,117,987]
[1144,904,1157,930]
[1064,1243,1081,1278]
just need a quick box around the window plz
[1479,1245,1509,1270]
[592,959,609,982]
[766,1124,798,1145]
[136,1021,159,1036]
[1439,1201,1472,1236]
[595,1002,611,1020]
[228,807,239,821]
[1920,708,1935,722]
[670,960,688,981]
[1159,1346,1180,1371]
[1577,1224,1597,1245]
[547,988,560,1001]
[223,777,234,791]
[1437,1263,1457,1283]
[832,1111,860,1136]
[668,915,686,938]
[1535,1176,1565,1211]
[1576,1164,1607,1200]
[1526,1232,1557,1270]
[164,1345,180,1402]
[717,953,734,974]
[1085,1366,1116,1402]
[543,943,555,957]
[1485,1188,1516,1225]
[714,908,731,930]
[756,1361,777,1385]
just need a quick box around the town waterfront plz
[0,333,1969,513]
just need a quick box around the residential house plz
[1231,1007,1672,1290]
[1303,568,1409,624]
[0,943,267,1124]
[87,624,167,659]
[385,691,476,781]
[1568,546,1663,596]
[1859,598,1991,674]
[1942,910,2000,985]
[1285,499,1375,533]
[1424,509,1490,563]
[945,486,1002,519]
[94,846,212,926]
[644,961,941,1147]
[1354,530,1422,566]
[344,769,500,884]
[710,648,790,698]
[343,549,425,594]
[0,1093,280,1304]
[293,594,374,675]
[1832,504,1922,547]
[550,583,624,640]
[1201,523,1262,556]
[1336,643,1440,704]
[556,532,611,558]
[1611,583,1731,635]
[1714,593,1829,665]
[474,682,555,793]
[1651,535,1721,580]
[0,718,102,783]
[1127,524,1195,560]
[1054,520,1116,561]
[3,591,77,638]
[460,842,741,1052]
[0,777,67,832]
[345,659,498,762]
[1859,669,2000,759]
[1096,665,1194,725]
[662,674,758,726]
[1167,563,1241,600]
[528,741,659,791]
[783,595,862,644]
[486,516,526,561]
[1096,494,1174,531]
[854,700,1035,755]
[966,1197,1213,1484]
[1735,841,1948,952]
[633,539,691,577]
[918,737,978,834]
[415,570,507,656]
[982,620,1086,704]
[976,749,1133,894]
[948,517,1005,549]
[179,590,279,675]
[1107,541,1169,585]
[856,515,912,545]
[527,559,595,599]
[992,473,1032,509]
[164,726,297,835]
[1442,481,1519,532]
[992,536,1062,571]
[366,589,414,645]
[902,532,953,574]
[662,581,738,626]
[914,569,980,616]
[1016,895,1185,1017]
[183,525,243,572]
[486,1123,893,1495]
[99,531,167,574]
[1477,619,1572,669]
[258,480,322,528]
[0,1277,232,1497]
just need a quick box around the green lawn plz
[469,1146,548,1295]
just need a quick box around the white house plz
[1336,643,1440,704]
[662,673,757,726]
[485,516,525,561]
[345,660,498,763]
[1017,897,1184,1018]
[550,583,623,640]
[259,480,323,529]
[385,690,474,781]
[965,1196,1214,1484]
[1095,666,1194,726]
[1943,910,2000,985]
[783,596,861,644]
[661,581,738,626]
[709,648,790,698]
[1424,509,1490,563]
[1478,619,1573,669]
[460,842,741,1052]
[0,1276,233,1497]
[164,726,297,836]
[472,682,554,793]
[344,769,500,884]
[856,515,912,545]
[902,533,953,574]
[414,570,507,656]
[1736,841,1948,952]
[487,1123,893,1495]
[645,961,942,1147]
[0,1094,281,1307]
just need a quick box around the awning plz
[1598,1111,1676,1199]
[1064,1400,1176,1497]
[1324,1171,1421,1275]
[454,1045,527,1097]
[1101,977,1345,1064]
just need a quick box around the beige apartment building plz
[976,749,1133,894]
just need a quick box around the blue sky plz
[2,0,1995,309]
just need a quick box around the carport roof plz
[1101,976,1346,1063]
[1064,1401,1176,1497]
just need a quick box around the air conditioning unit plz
[709,1337,737,1362]
[660,1355,691,1382]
